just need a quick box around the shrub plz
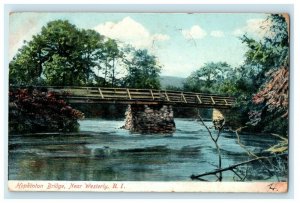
[9,88,84,133]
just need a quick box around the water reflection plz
[8,118,287,181]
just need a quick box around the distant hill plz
[159,76,186,89]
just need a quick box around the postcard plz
[8,12,289,192]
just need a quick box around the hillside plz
[159,76,186,89]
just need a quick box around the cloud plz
[182,25,207,39]
[210,30,224,38]
[233,18,272,38]
[232,29,244,36]
[94,16,169,49]
[152,33,170,41]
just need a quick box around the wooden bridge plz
[48,86,235,109]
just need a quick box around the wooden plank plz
[224,99,228,105]
[150,89,154,100]
[53,86,235,108]
[82,95,129,99]
[98,88,104,99]
[164,92,170,101]
[181,93,187,103]
[38,85,234,96]
[101,90,157,95]
[196,95,202,104]
[67,99,161,105]
[83,95,160,99]
[131,95,161,99]
[129,91,159,96]
[126,88,132,100]
[210,96,216,104]
[65,95,233,103]
[101,92,128,96]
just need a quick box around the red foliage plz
[9,88,84,133]
[252,66,288,118]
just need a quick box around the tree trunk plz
[112,57,115,86]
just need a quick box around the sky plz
[9,12,270,77]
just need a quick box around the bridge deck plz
[49,87,235,109]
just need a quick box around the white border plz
[7,181,288,193]
[1,0,298,201]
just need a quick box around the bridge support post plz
[124,104,176,134]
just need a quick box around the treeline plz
[9,20,161,89]
[166,14,289,136]
[9,20,162,133]
[9,15,289,136]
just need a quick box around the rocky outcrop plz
[124,104,175,134]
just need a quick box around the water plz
[8,118,287,181]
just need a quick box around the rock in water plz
[212,108,225,130]
[123,104,176,134]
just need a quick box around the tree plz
[43,54,73,85]
[253,66,288,118]
[9,20,106,86]
[247,14,289,135]
[10,20,163,89]
[9,35,47,85]
[101,39,123,87]
[236,14,289,135]
[183,62,233,94]
[123,49,161,89]
[78,29,106,85]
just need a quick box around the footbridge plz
[12,86,236,133]
[48,86,235,109]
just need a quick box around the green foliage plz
[242,15,289,134]
[9,20,164,134]
[101,39,123,87]
[9,15,288,136]
[9,41,45,85]
[43,54,73,85]
[164,85,183,91]
[241,14,288,75]
[237,14,289,134]
[10,20,105,86]
[123,49,161,89]
[10,20,162,90]
[183,62,233,94]
[182,14,289,135]
[39,22,107,86]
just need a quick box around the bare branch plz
[232,127,276,179]
[198,111,215,142]
[231,168,243,180]
[197,110,223,181]
[191,153,286,180]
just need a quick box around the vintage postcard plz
[8,12,289,192]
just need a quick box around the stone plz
[124,104,176,134]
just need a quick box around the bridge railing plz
[46,86,235,108]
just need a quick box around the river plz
[8,118,287,182]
